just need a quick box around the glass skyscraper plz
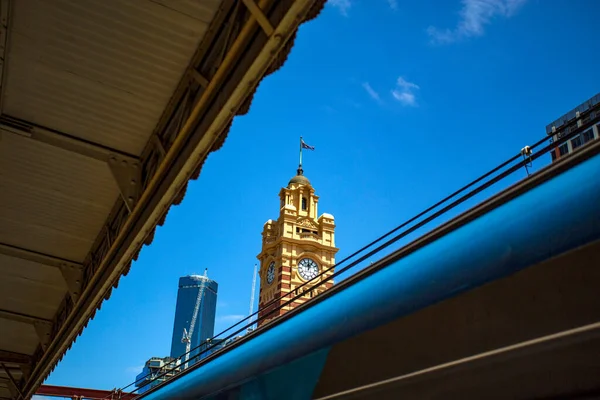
[169,272,218,366]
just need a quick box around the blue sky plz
[41,0,599,393]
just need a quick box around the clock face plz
[267,261,275,284]
[297,258,319,280]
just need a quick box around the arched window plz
[302,197,307,211]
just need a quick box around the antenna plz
[247,264,258,333]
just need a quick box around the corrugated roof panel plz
[150,0,223,23]
[2,0,218,155]
[0,219,94,263]
[0,386,11,400]
[0,133,118,261]
[0,255,66,320]
[0,318,39,356]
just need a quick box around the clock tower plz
[256,168,338,327]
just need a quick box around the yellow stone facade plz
[256,172,338,327]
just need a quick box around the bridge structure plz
[0,0,325,398]
[35,384,136,400]
[134,140,600,399]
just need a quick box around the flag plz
[301,140,315,151]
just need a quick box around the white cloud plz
[218,314,246,323]
[387,0,399,11]
[391,77,420,106]
[362,82,382,103]
[427,0,527,44]
[396,77,420,91]
[328,0,352,16]
[391,91,417,106]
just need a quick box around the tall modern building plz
[169,271,218,366]
[547,92,600,162]
[135,272,218,393]
[256,167,338,327]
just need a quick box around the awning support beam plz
[0,243,81,270]
[0,114,142,213]
[0,115,139,164]
[0,377,20,400]
[0,350,31,365]
[190,69,209,87]
[108,155,141,214]
[0,378,20,400]
[0,309,53,326]
[0,310,53,352]
[0,243,83,304]
[242,0,274,36]
[1,363,24,400]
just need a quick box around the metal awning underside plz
[0,0,325,398]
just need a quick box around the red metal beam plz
[36,385,137,400]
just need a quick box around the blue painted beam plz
[142,150,600,400]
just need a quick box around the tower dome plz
[288,167,310,187]
[288,174,310,186]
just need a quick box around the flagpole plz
[298,136,303,174]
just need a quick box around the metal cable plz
[116,129,580,397]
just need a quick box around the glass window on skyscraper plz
[571,135,583,150]
[583,129,595,144]
[170,272,218,368]
[558,143,569,157]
